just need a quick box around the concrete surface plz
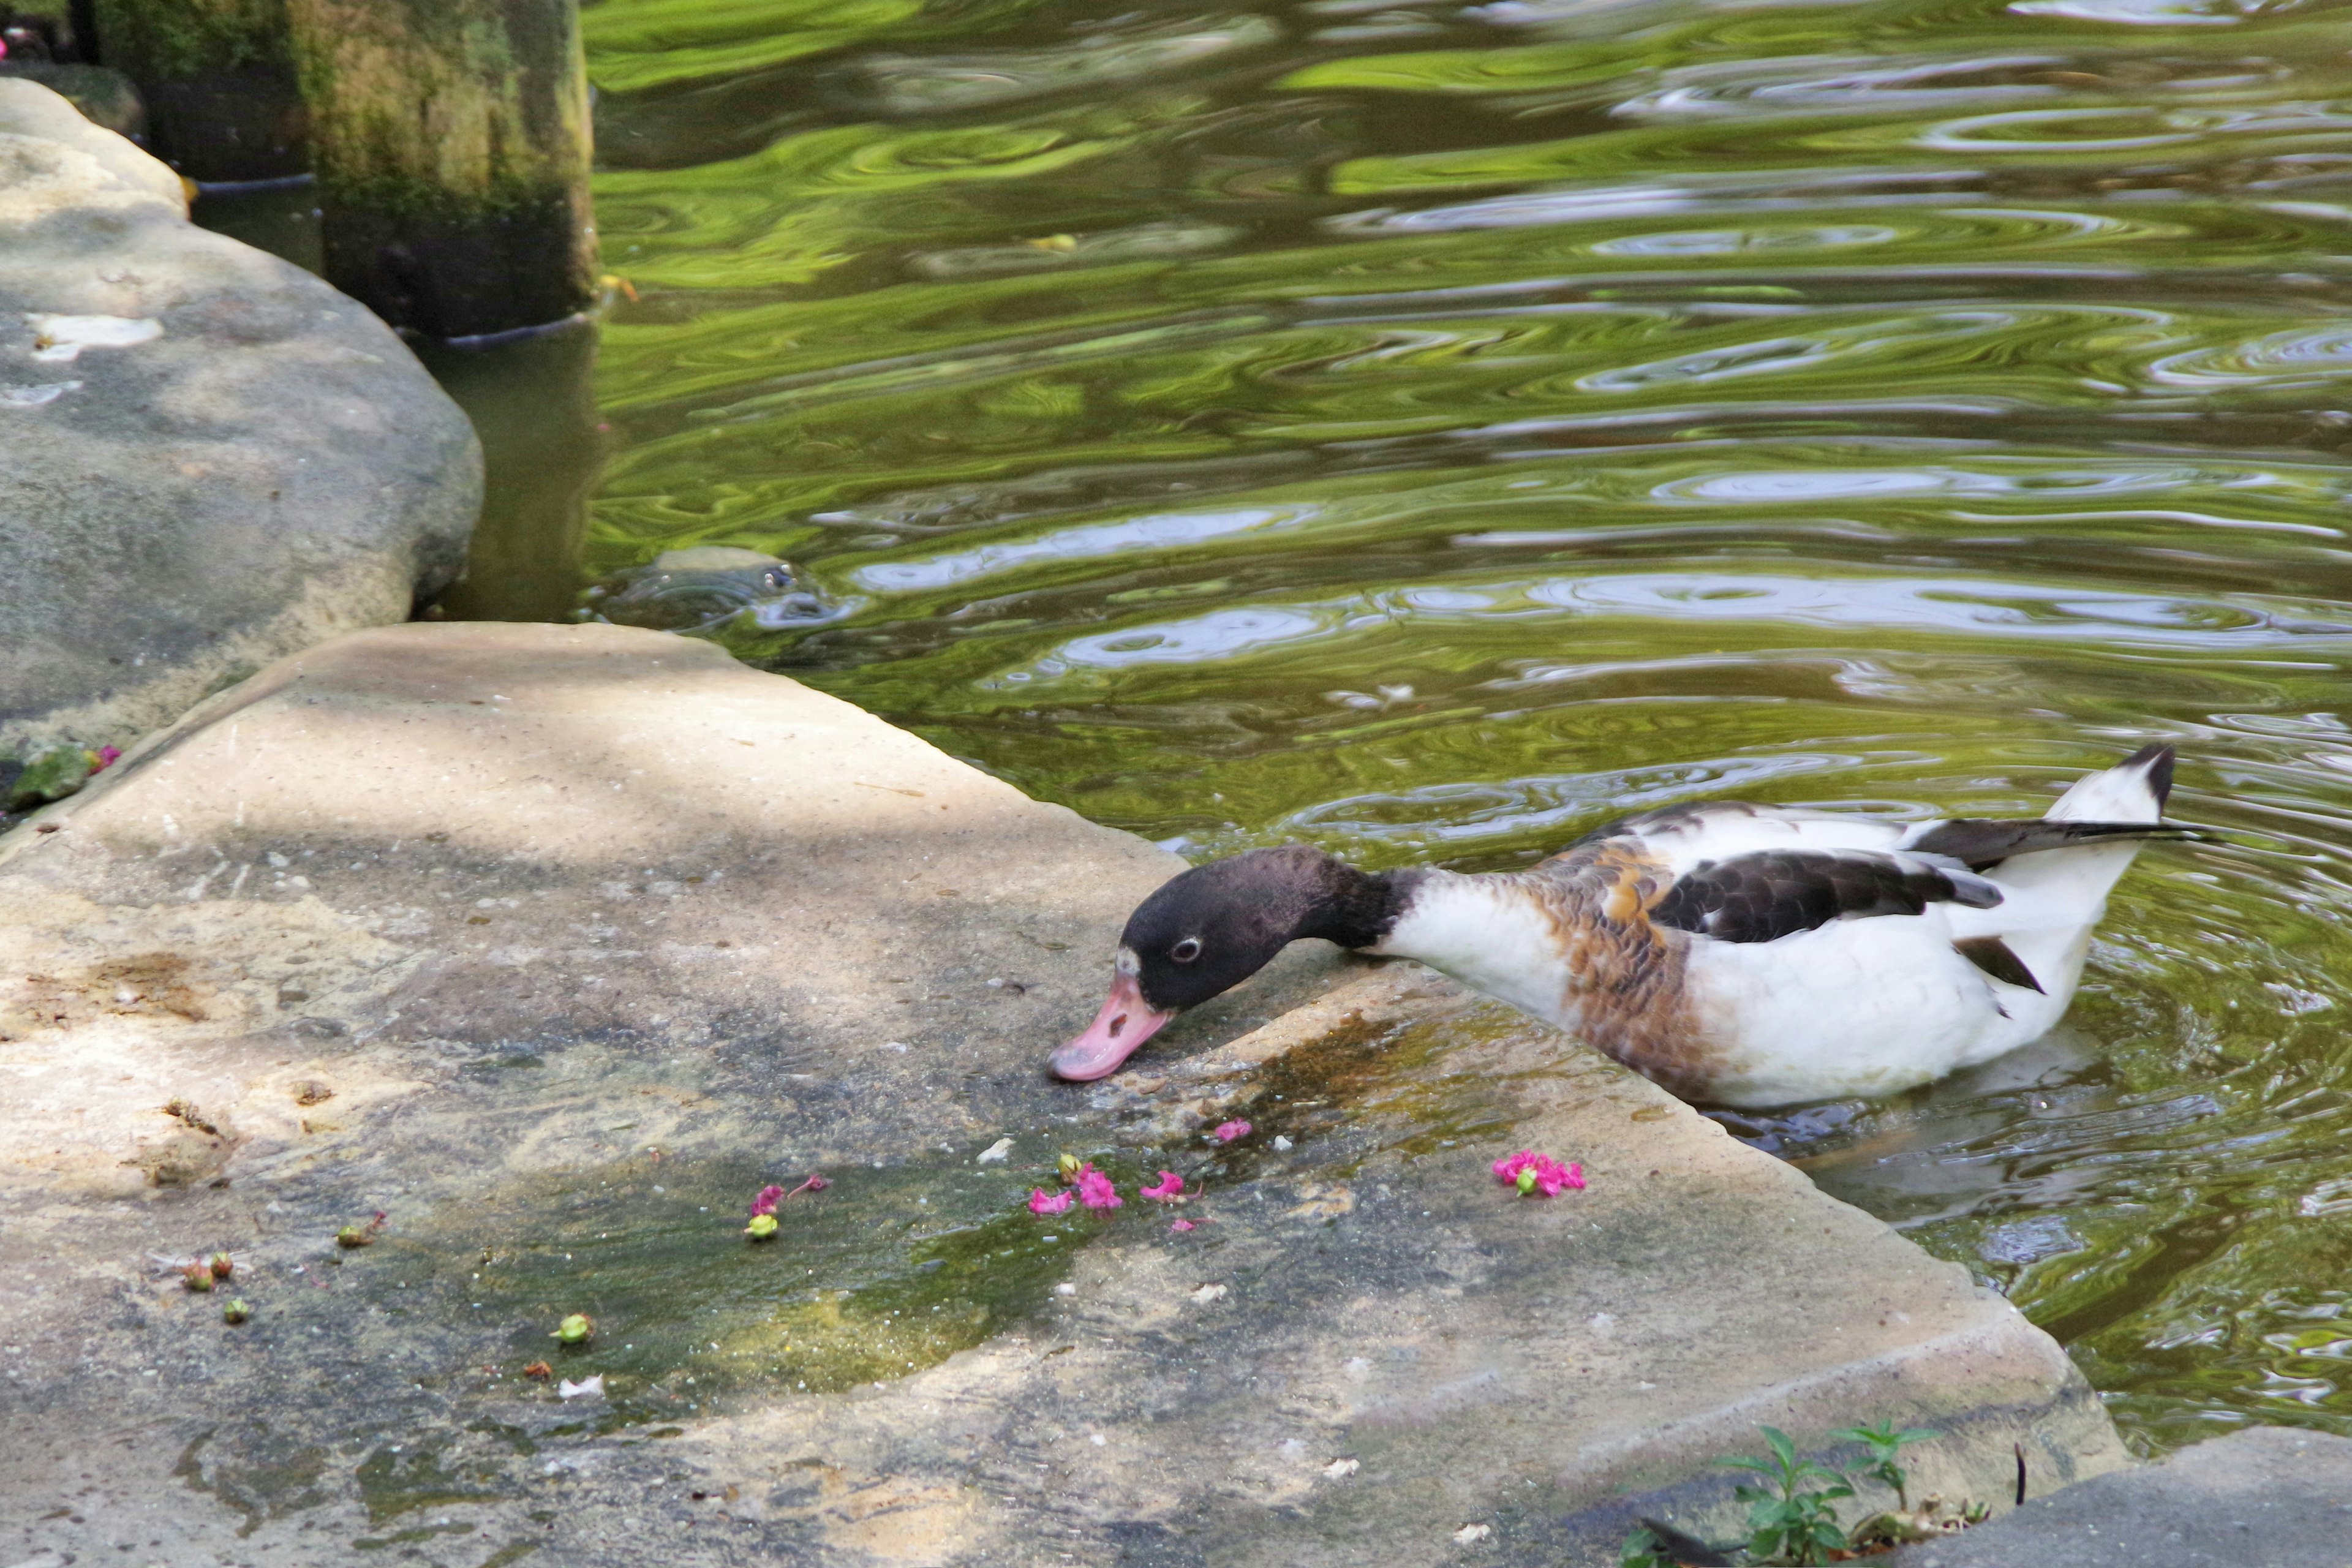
[1891,1429,2352,1568]
[1891,1424,2352,1568]
[0,622,2130,1566]
[0,79,480,761]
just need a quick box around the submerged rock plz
[578,545,833,633]
[0,80,480,760]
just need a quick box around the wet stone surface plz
[1,623,2127,1566]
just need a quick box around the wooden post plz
[282,0,595,341]
[87,0,306,182]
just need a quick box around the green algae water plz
[273,0,2352,1452]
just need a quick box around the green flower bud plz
[1515,1166,1539,1196]
[208,1253,235,1280]
[1057,1153,1083,1183]
[336,1225,373,1248]
[221,1299,251,1324]
[745,1213,778,1240]
[552,1313,594,1344]
[182,1262,214,1292]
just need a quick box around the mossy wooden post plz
[88,0,306,181]
[283,0,595,341]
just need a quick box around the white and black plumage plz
[1053,745,2185,1108]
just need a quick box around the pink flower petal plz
[750,1184,786,1217]
[1212,1120,1251,1144]
[799,1174,831,1193]
[94,745,122,771]
[1494,1150,1585,1196]
[1492,1150,1537,1183]
[1169,1219,1196,1232]
[1028,1188,1072,1215]
[1140,1171,1184,1201]
[1076,1168,1123,1210]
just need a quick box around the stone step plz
[1891,1425,2352,1568]
[0,623,2128,1565]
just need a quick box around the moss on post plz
[284,0,595,340]
[88,0,305,181]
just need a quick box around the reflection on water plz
[211,0,2352,1450]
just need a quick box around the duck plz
[1051,745,2187,1108]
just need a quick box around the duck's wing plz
[1553,801,2001,944]
[1646,843,2003,945]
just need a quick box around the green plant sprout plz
[1721,1425,1853,1566]
[1831,1420,1937,1512]
[1617,1526,1673,1568]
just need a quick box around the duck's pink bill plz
[1050,971,1175,1080]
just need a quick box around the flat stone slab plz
[0,623,2127,1566]
[0,80,480,762]
[1893,1425,2352,1568]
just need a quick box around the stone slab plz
[0,623,2128,1566]
[0,80,480,761]
[1891,1425,2352,1568]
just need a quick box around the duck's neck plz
[1298,858,1421,951]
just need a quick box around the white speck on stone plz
[1053,1283,1077,1297]
[558,1374,605,1400]
[1279,1438,1307,1458]
[1088,1432,1107,1447]
[1189,1284,1227,1305]
[1272,1135,1292,1152]
[1588,1312,1616,1332]
[883,1041,910,1053]
[1452,1523,1492,1545]
[1,380,80,407]
[26,312,162,363]
[977,1137,1013,1164]
[986,977,1004,988]
[1323,1458,1360,1479]
[267,852,290,869]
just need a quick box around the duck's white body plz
[1370,748,2176,1107]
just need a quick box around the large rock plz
[0,624,2128,1566]
[0,80,480,761]
[1892,1425,2352,1567]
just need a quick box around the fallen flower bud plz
[745,1213,779,1240]
[1076,1167,1121,1210]
[208,1252,234,1280]
[750,1185,785,1217]
[182,1262,214,1292]
[1493,1149,1584,1197]
[1213,1120,1251,1144]
[335,1226,373,1248]
[522,1361,554,1379]
[552,1313,594,1345]
[1140,1171,1184,1202]
[221,1298,250,1324]
[1058,1153,1084,1183]
[1028,1188,1073,1216]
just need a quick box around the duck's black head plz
[1050,845,1405,1081]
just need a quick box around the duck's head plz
[1050,845,1403,1081]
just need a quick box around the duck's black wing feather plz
[1902,817,2192,872]
[1648,849,2000,945]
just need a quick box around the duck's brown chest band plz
[1523,840,1711,1091]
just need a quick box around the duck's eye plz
[1170,937,1202,963]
